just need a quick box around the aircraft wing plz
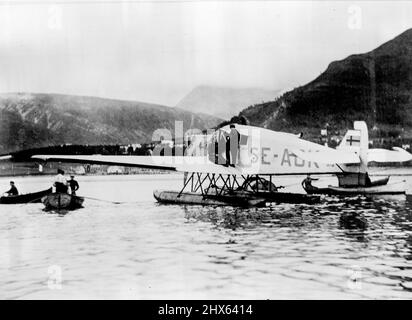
[0,155,12,161]
[290,148,360,165]
[368,147,412,163]
[31,154,247,175]
[33,154,183,171]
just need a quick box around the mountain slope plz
[240,28,412,138]
[0,93,221,154]
[177,85,280,119]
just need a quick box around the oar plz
[80,195,133,205]
[28,194,133,205]
[27,195,47,204]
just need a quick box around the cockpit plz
[186,125,249,166]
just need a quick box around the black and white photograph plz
[1,0,412,303]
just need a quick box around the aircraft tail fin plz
[337,121,368,173]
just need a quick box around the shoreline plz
[0,171,173,178]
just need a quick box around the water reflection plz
[1,174,412,299]
[180,194,412,298]
[183,205,297,230]
[339,212,367,230]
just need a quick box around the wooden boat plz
[327,181,406,195]
[304,186,336,196]
[0,188,52,204]
[304,180,406,196]
[154,190,266,207]
[42,193,84,210]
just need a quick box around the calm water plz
[1,171,412,299]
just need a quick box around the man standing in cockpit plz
[226,124,240,167]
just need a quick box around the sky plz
[1,0,412,106]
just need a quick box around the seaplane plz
[31,121,412,207]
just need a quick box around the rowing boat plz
[41,193,84,210]
[0,188,52,204]
[304,180,406,196]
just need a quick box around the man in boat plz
[53,169,69,193]
[67,175,79,195]
[4,181,19,196]
[226,124,240,167]
[301,175,319,191]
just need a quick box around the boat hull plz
[42,193,84,210]
[154,190,266,207]
[304,181,406,196]
[154,189,319,206]
[0,188,52,204]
